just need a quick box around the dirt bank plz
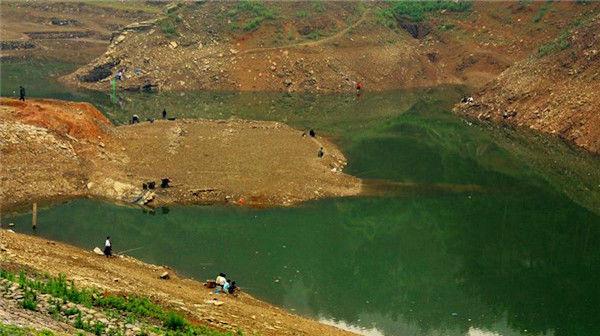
[61,1,598,93]
[455,14,600,154]
[0,229,356,335]
[0,98,361,211]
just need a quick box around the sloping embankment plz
[455,14,600,154]
[0,98,361,211]
[0,230,356,335]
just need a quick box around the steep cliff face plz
[456,14,600,154]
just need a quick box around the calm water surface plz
[4,60,600,336]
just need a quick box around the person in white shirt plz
[103,236,112,258]
[216,273,226,286]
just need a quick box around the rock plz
[205,299,224,306]
[159,272,170,280]
[169,41,178,49]
[93,247,104,255]
[114,35,126,44]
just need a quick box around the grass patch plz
[538,30,570,56]
[533,1,553,23]
[227,0,277,32]
[0,323,56,336]
[438,23,455,31]
[381,0,472,23]
[376,8,397,29]
[312,0,326,13]
[158,14,181,37]
[164,312,187,331]
[296,10,308,19]
[0,269,234,336]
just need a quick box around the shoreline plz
[0,98,362,213]
[0,229,357,335]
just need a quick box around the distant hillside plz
[456,13,600,154]
[61,1,597,93]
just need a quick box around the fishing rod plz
[116,246,145,255]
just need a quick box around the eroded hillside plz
[61,1,598,93]
[456,13,600,154]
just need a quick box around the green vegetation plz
[296,10,308,19]
[227,0,276,32]
[0,270,234,336]
[380,0,472,23]
[159,14,181,37]
[438,23,455,31]
[0,323,55,336]
[164,312,187,331]
[376,9,397,29]
[306,30,323,40]
[311,0,326,13]
[533,1,553,23]
[538,30,570,56]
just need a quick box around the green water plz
[4,60,600,335]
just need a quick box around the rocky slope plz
[455,13,600,154]
[0,230,355,335]
[62,1,597,93]
[0,98,360,211]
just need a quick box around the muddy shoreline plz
[0,98,361,213]
[0,229,357,335]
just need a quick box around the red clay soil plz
[4,99,112,141]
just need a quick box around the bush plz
[538,31,570,56]
[159,18,178,37]
[21,290,37,311]
[383,1,472,22]
[163,312,186,331]
[533,2,552,23]
[228,1,276,32]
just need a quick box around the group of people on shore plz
[215,272,237,294]
[102,237,237,294]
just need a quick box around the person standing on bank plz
[19,86,26,101]
[104,236,112,257]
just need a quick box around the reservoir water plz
[4,60,600,336]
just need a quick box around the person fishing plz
[19,86,26,101]
[104,236,112,257]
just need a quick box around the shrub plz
[382,1,472,22]
[21,290,37,311]
[64,307,80,316]
[163,312,186,331]
[538,31,570,56]
[159,18,178,37]
[228,1,276,32]
[533,2,552,23]
[296,10,308,19]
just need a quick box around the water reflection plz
[9,189,600,336]
[3,59,600,336]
